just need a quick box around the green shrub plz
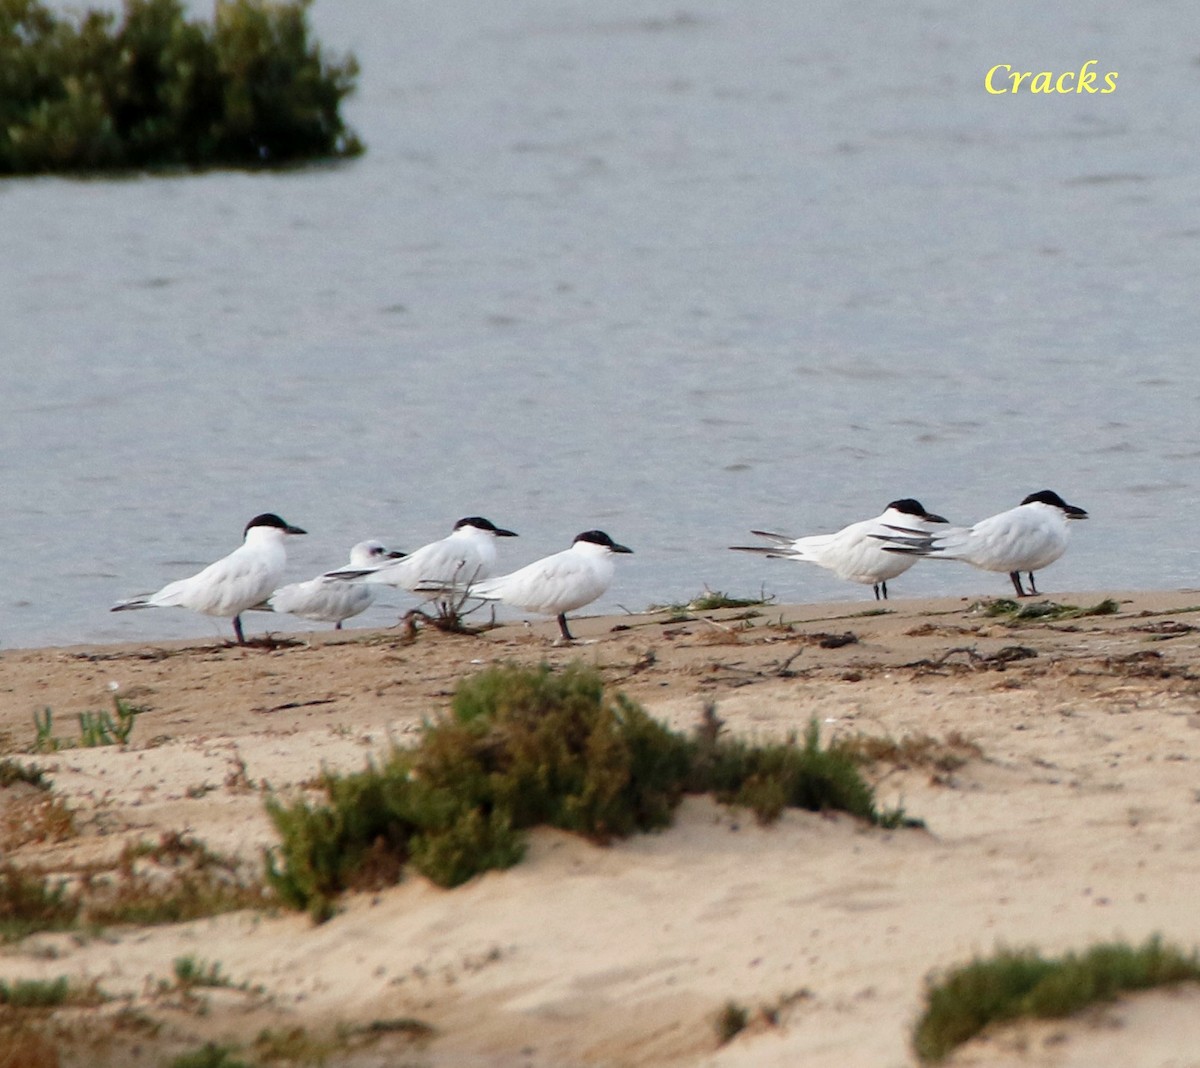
[266,663,908,919]
[913,937,1200,1063]
[0,0,361,174]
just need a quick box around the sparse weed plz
[0,864,81,943]
[973,598,1120,622]
[0,975,105,1008]
[1,833,268,942]
[0,759,47,789]
[833,731,982,775]
[169,1044,253,1068]
[913,936,1200,1063]
[173,955,231,990]
[0,976,70,1007]
[649,587,774,619]
[32,695,144,752]
[267,663,912,919]
[84,833,270,927]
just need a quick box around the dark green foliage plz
[266,663,905,918]
[693,720,879,825]
[0,0,361,174]
[913,937,1200,1063]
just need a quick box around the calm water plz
[2,1,1199,649]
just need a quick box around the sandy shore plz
[3,589,1200,1067]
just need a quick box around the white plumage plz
[328,516,517,601]
[470,530,632,641]
[111,513,307,643]
[268,540,403,629]
[730,498,949,600]
[878,489,1088,597]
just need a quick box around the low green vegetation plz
[913,937,1200,1063]
[648,588,774,620]
[0,759,48,788]
[32,694,143,751]
[266,662,913,920]
[1,832,267,942]
[0,0,361,175]
[975,598,1120,622]
[172,955,232,991]
[0,863,81,943]
[169,1046,252,1068]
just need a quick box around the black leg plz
[335,621,343,631]
[873,583,881,601]
[557,613,574,642]
[1009,571,1027,597]
[881,580,889,601]
[233,615,246,644]
[1027,572,1038,596]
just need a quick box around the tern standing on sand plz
[111,513,307,643]
[877,489,1088,597]
[466,530,633,642]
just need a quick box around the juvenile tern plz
[730,498,949,600]
[467,530,632,642]
[268,540,405,629]
[878,489,1088,597]
[111,513,307,643]
[329,516,517,599]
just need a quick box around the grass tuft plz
[913,936,1200,1063]
[266,663,911,918]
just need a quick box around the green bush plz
[266,663,908,919]
[913,937,1200,1063]
[0,0,361,174]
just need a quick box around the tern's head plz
[244,513,307,539]
[453,516,518,538]
[886,498,949,524]
[572,530,633,555]
[349,540,405,566]
[1020,490,1088,520]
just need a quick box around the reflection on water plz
[2,1,1199,648]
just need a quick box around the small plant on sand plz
[714,1000,749,1044]
[0,759,47,788]
[973,598,1120,623]
[169,1045,252,1068]
[172,955,231,990]
[912,936,1200,1063]
[32,694,144,752]
[832,730,982,776]
[0,864,81,943]
[83,832,270,926]
[266,663,911,919]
